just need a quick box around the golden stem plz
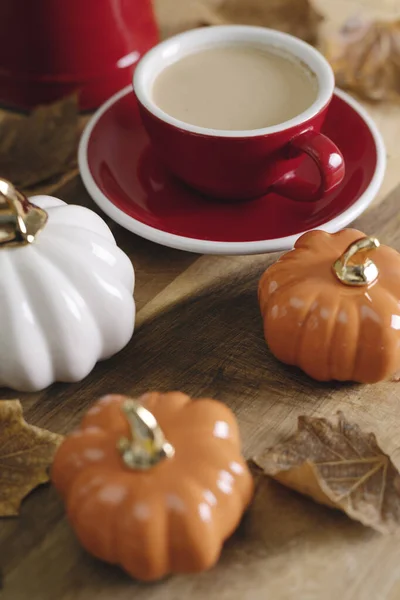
[332,236,380,286]
[0,178,48,248]
[117,399,175,470]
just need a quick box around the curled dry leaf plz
[324,17,400,102]
[154,0,322,45]
[0,95,79,193]
[254,413,400,534]
[0,400,63,517]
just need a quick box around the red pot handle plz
[271,130,345,202]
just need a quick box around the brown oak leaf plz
[324,17,400,102]
[154,0,322,45]
[213,0,323,45]
[0,400,63,517]
[254,413,400,534]
[0,95,79,193]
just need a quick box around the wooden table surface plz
[1,182,400,600]
[2,2,400,599]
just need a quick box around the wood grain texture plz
[1,177,400,600]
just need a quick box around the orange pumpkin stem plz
[0,178,48,248]
[332,236,380,287]
[117,399,175,470]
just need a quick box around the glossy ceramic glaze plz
[134,26,344,201]
[258,228,400,383]
[0,196,135,391]
[79,87,385,255]
[52,392,254,581]
[0,0,158,109]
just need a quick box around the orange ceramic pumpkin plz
[259,228,400,383]
[52,392,253,581]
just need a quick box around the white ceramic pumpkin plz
[0,181,135,392]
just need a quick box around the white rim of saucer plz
[78,86,386,256]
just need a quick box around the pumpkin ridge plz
[295,229,364,253]
[371,285,400,315]
[110,486,127,571]
[260,247,324,296]
[350,288,400,383]
[66,465,109,519]
[278,247,312,261]
[52,429,114,497]
[174,455,249,539]
[44,204,115,242]
[24,245,103,375]
[161,448,246,549]
[144,392,196,430]
[0,252,53,390]
[116,476,168,580]
[66,465,123,515]
[45,225,135,293]
[38,231,128,291]
[295,290,323,372]
[81,397,132,434]
[29,195,65,210]
[170,439,242,478]
[44,226,118,256]
[217,470,252,541]
[165,399,241,444]
[334,297,360,382]
[163,483,172,578]
[350,299,363,382]
[294,231,334,252]
[67,468,128,564]
[12,248,57,382]
[325,298,341,382]
[327,297,345,382]
[234,458,255,507]
[164,476,221,573]
[171,427,240,452]
[261,272,314,309]
[372,287,400,374]
[34,238,134,361]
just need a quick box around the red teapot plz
[0,0,159,110]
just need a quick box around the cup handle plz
[271,130,345,202]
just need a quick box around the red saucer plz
[79,87,385,254]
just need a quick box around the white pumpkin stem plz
[0,178,48,247]
[117,399,175,470]
[333,236,380,286]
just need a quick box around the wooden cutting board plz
[1,179,400,600]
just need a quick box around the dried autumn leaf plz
[254,413,400,534]
[154,0,224,38]
[213,0,323,45]
[154,0,322,45]
[0,95,79,192]
[324,17,400,102]
[0,400,63,517]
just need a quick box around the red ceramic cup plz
[0,0,158,110]
[134,26,345,202]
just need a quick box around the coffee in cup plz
[152,45,318,131]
